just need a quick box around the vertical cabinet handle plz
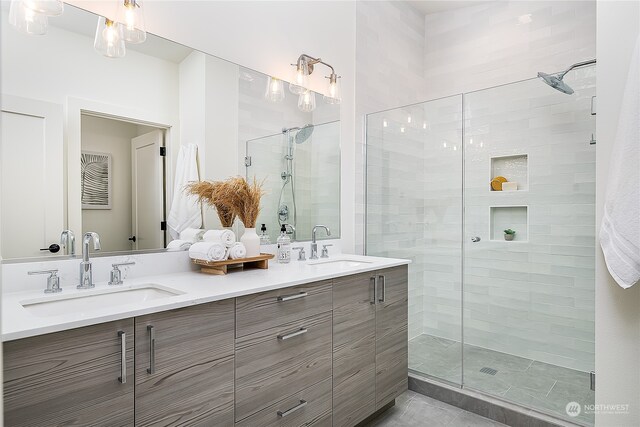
[370,276,377,305]
[118,331,126,384]
[147,325,155,374]
[378,274,386,302]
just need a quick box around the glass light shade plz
[22,0,63,16]
[324,75,342,104]
[117,0,146,44]
[289,60,310,95]
[298,90,316,112]
[265,76,285,102]
[9,0,48,35]
[94,17,126,58]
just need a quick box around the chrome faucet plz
[310,225,331,260]
[60,230,75,256]
[78,232,101,289]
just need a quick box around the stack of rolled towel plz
[184,228,247,262]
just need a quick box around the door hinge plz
[160,221,167,231]
[244,156,252,167]
[590,371,595,391]
[159,146,166,156]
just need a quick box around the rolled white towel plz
[189,241,227,262]
[180,228,205,243]
[166,239,192,251]
[203,229,236,248]
[227,242,247,260]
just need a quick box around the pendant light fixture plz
[8,0,47,35]
[298,90,316,112]
[94,16,126,58]
[22,0,63,16]
[289,54,342,110]
[116,0,146,44]
[265,76,285,102]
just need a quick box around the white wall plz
[67,0,357,251]
[595,1,640,426]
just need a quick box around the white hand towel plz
[203,229,236,247]
[180,228,205,243]
[167,144,202,240]
[189,241,227,262]
[166,239,192,251]
[599,35,640,289]
[227,242,247,260]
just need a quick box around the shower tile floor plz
[409,334,595,426]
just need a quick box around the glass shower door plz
[462,65,596,425]
[366,95,464,386]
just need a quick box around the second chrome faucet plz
[78,232,101,289]
[310,225,331,260]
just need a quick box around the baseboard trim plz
[355,400,395,426]
[409,372,584,427]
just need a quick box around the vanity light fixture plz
[8,0,59,35]
[289,54,342,107]
[117,0,146,44]
[265,76,285,102]
[298,90,316,113]
[94,17,126,58]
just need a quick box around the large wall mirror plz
[0,3,340,261]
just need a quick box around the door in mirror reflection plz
[81,114,166,253]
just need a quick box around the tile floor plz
[409,334,595,426]
[366,390,508,427]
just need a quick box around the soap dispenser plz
[259,223,271,245]
[276,224,291,264]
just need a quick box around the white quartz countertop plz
[2,254,409,341]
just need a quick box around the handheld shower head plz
[537,71,574,95]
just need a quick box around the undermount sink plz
[20,284,184,318]
[307,258,373,268]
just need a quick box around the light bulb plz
[324,73,342,104]
[265,76,285,102]
[94,17,126,58]
[9,0,48,35]
[289,60,310,95]
[117,0,146,44]
[298,90,316,112]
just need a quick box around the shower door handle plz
[471,236,481,243]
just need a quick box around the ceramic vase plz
[240,227,260,257]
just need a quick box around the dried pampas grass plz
[185,181,237,227]
[186,177,264,228]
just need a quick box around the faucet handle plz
[292,247,306,261]
[28,269,62,294]
[109,262,135,286]
[321,244,333,258]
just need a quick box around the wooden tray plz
[192,253,275,275]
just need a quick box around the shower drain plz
[480,367,498,376]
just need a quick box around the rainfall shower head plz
[282,124,314,144]
[537,71,574,95]
[537,59,596,95]
[295,124,314,144]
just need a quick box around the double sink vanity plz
[3,252,409,427]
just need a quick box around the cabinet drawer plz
[236,280,332,338]
[236,378,332,427]
[235,311,332,421]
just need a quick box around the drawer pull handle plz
[118,331,126,383]
[147,325,155,374]
[277,327,308,341]
[277,399,307,417]
[277,291,308,302]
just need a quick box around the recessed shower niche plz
[490,154,528,191]
[490,206,528,242]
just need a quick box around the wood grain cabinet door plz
[332,272,377,427]
[3,320,135,427]
[375,265,409,410]
[134,300,235,427]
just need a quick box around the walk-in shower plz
[366,63,596,426]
